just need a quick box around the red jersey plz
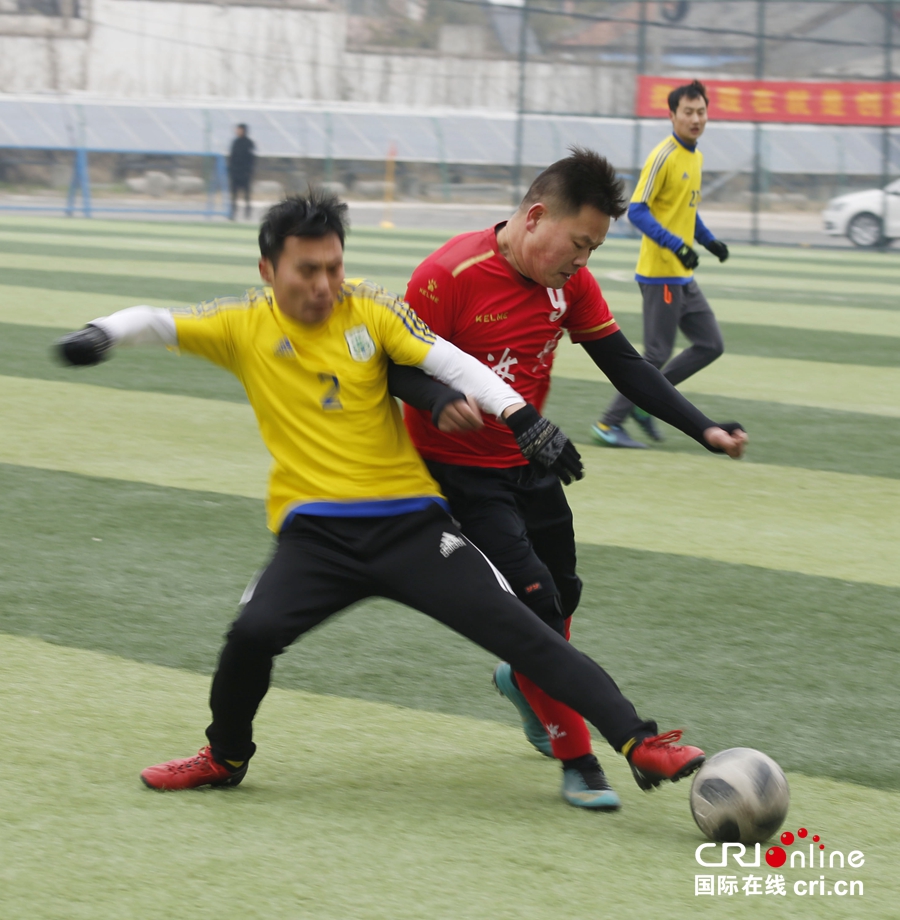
[404,225,619,467]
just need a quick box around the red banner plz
[636,76,900,126]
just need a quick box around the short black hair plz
[259,190,349,265]
[668,80,708,113]
[521,146,627,220]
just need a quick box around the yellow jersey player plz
[56,192,706,798]
[593,79,731,448]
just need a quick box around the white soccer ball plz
[690,747,790,844]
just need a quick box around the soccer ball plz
[690,747,790,844]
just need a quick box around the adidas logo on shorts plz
[439,531,466,558]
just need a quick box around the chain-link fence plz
[0,0,896,245]
[498,0,898,246]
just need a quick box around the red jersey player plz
[396,148,747,810]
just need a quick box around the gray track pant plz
[602,279,724,426]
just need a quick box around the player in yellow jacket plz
[593,80,731,448]
[56,191,706,794]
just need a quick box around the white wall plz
[0,1,632,114]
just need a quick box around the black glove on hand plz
[505,404,584,485]
[675,244,700,270]
[704,239,729,263]
[55,324,113,366]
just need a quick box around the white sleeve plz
[418,336,525,418]
[90,306,177,348]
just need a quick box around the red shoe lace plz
[168,749,213,773]
[644,729,683,747]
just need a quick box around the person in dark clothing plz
[229,124,256,220]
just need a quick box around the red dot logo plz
[820,844,825,850]
[813,835,820,842]
[780,832,795,845]
[766,846,787,868]
[798,828,808,838]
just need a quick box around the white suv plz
[822,179,900,247]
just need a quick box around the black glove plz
[675,244,699,270]
[505,404,584,485]
[704,239,729,263]
[55,324,113,366]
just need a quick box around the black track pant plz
[426,460,582,629]
[603,279,724,427]
[206,505,654,762]
[229,176,252,218]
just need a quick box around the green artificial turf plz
[1,322,249,404]
[688,280,900,312]
[5,312,900,481]
[4,373,897,589]
[4,320,897,427]
[0,266,240,303]
[2,215,899,919]
[1,462,897,790]
[544,377,900,480]
[5,633,897,920]
[0,236,265,266]
[610,313,899,366]
[552,336,900,419]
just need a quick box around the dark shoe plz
[561,754,621,810]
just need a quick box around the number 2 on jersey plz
[318,373,343,411]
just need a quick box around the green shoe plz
[561,754,622,810]
[492,662,553,758]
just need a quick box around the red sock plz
[513,617,592,761]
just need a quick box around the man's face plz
[520,203,610,289]
[258,233,345,326]
[670,94,708,144]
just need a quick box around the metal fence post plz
[629,0,648,239]
[216,154,228,217]
[78,147,92,218]
[751,0,766,246]
[203,109,214,220]
[511,0,530,206]
[881,0,894,249]
[65,149,78,217]
[66,105,91,218]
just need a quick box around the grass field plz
[1,215,898,919]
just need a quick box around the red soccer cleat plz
[140,746,248,791]
[628,730,705,790]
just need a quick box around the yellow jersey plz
[632,134,703,282]
[173,281,445,532]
